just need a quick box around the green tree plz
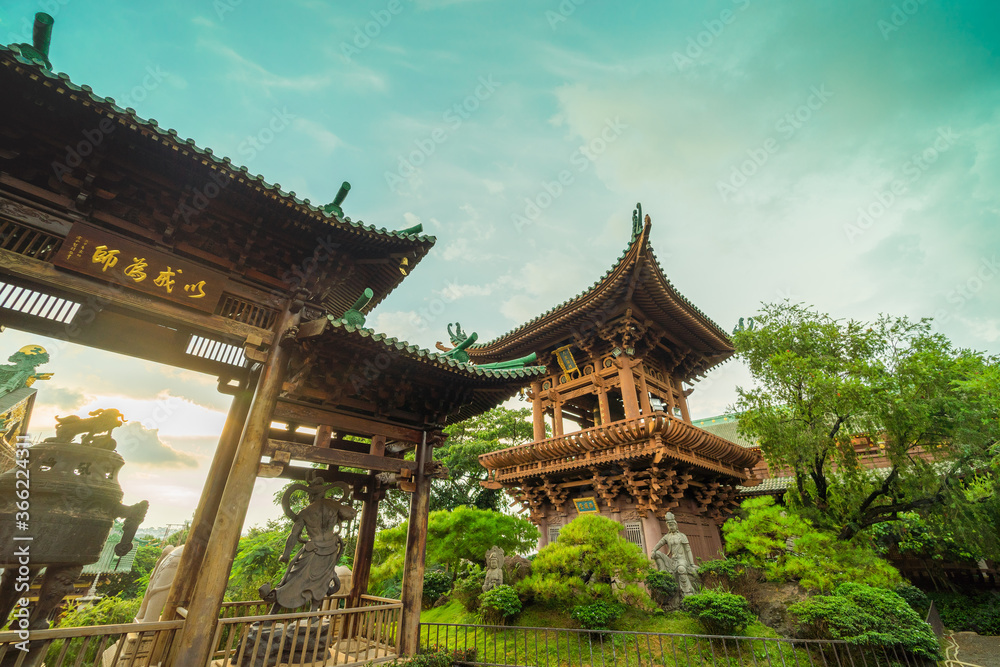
[519,514,653,608]
[369,507,538,592]
[733,302,1000,547]
[225,520,290,602]
[377,407,537,529]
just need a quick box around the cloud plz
[292,118,342,153]
[39,386,88,412]
[113,421,198,468]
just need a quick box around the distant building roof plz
[81,524,139,575]
[692,413,757,449]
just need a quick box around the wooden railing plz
[0,619,183,667]
[210,597,402,666]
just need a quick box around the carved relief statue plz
[651,512,701,599]
[259,477,357,612]
[483,546,505,592]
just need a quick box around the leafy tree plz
[377,407,536,529]
[722,497,901,593]
[369,506,538,592]
[518,514,652,608]
[225,520,289,602]
[733,302,1000,546]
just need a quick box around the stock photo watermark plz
[673,0,751,70]
[546,0,586,30]
[878,0,928,40]
[843,127,958,243]
[932,256,998,324]
[716,85,833,202]
[340,0,413,61]
[384,76,502,193]
[512,116,627,232]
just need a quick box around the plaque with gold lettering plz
[52,222,225,313]
[573,497,599,514]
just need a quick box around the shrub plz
[422,570,453,606]
[893,583,929,615]
[697,558,765,611]
[518,515,652,608]
[410,645,477,667]
[571,600,624,630]
[453,575,485,613]
[681,591,756,635]
[926,591,1000,635]
[789,583,941,660]
[722,497,902,593]
[46,597,143,665]
[479,584,521,626]
[645,570,678,607]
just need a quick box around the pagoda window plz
[606,389,627,423]
[623,521,646,551]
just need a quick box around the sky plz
[1,0,999,531]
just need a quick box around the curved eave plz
[468,219,732,367]
[0,48,434,309]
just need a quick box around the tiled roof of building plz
[81,524,139,575]
[692,413,757,449]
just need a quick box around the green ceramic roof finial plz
[732,317,755,335]
[339,287,373,327]
[447,322,468,346]
[10,13,54,70]
[477,352,539,370]
[443,330,478,363]
[322,181,351,217]
[631,202,643,237]
[397,223,423,235]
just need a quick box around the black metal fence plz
[418,623,937,667]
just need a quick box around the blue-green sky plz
[2,0,998,527]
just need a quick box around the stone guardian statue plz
[483,546,504,592]
[651,512,701,599]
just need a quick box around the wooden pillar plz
[597,388,611,424]
[674,379,691,422]
[313,424,333,447]
[552,401,564,437]
[348,485,383,608]
[168,306,299,667]
[530,381,545,441]
[399,432,431,657]
[616,358,641,419]
[637,367,652,415]
[161,370,257,622]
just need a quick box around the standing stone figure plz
[483,546,505,592]
[134,544,184,622]
[259,478,357,612]
[651,512,701,599]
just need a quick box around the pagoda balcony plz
[481,413,760,483]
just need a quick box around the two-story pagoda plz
[475,213,760,562]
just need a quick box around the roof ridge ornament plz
[336,287,374,327]
[322,181,351,218]
[632,203,643,237]
[9,12,54,70]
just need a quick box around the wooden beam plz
[264,439,418,474]
[348,489,383,608]
[273,401,425,444]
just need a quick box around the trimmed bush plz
[423,570,453,606]
[570,600,624,630]
[893,583,929,615]
[479,584,521,626]
[411,645,477,667]
[697,558,765,611]
[789,583,941,660]
[645,570,678,607]
[681,591,756,635]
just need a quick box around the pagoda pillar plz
[169,304,300,667]
[552,400,564,437]
[674,378,691,421]
[616,357,641,419]
[637,367,653,415]
[400,433,432,656]
[530,381,545,441]
[161,369,257,623]
[597,387,611,424]
[348,486,384,608]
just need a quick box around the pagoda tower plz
[474,211,759,562]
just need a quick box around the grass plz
[419,600,824,667]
